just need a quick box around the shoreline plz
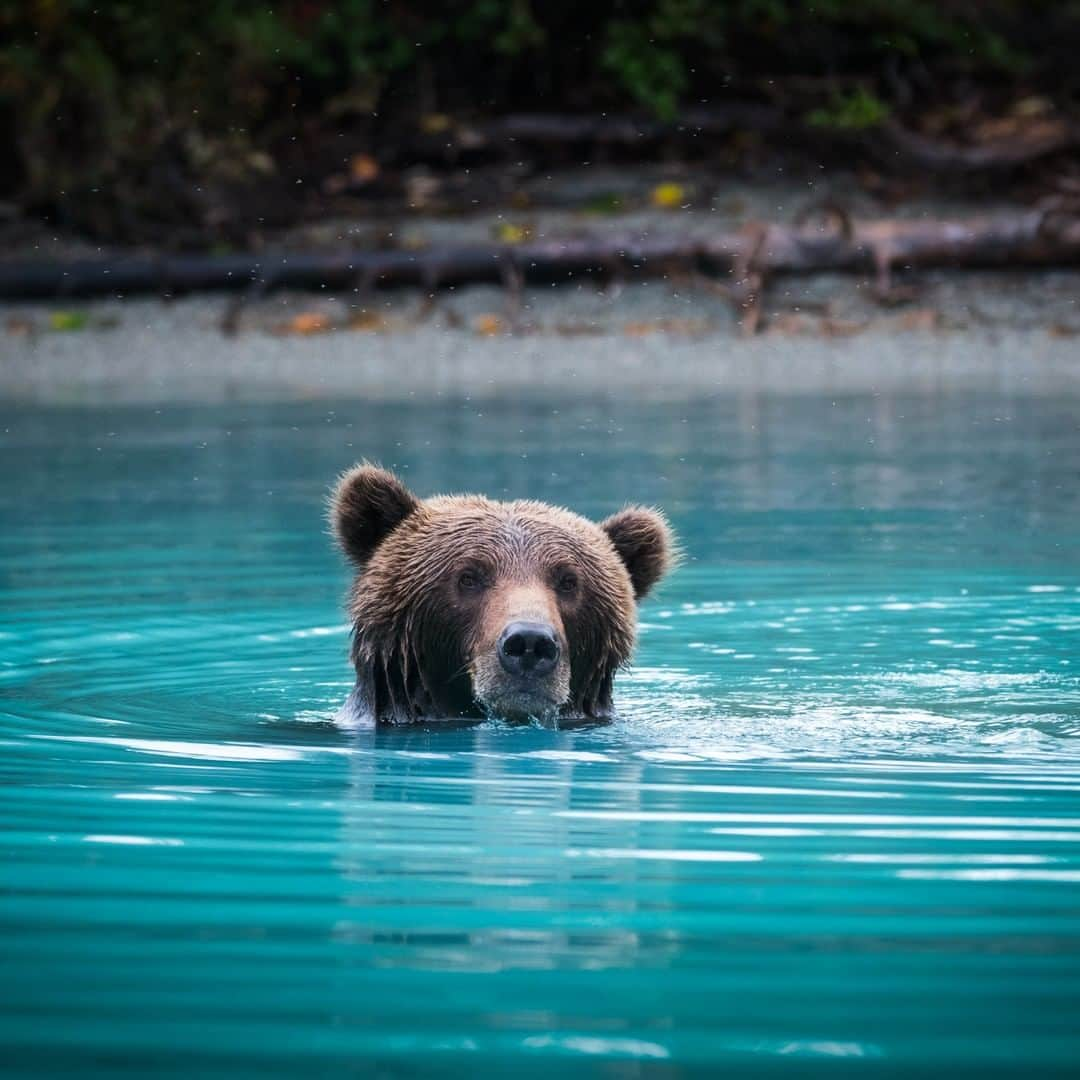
[3,272,1078,405]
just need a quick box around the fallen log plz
[485,106,784,144]
[380,108,1078,180]
[876,121,1080,173]
[390,106,786,161]
[1,211,1077,301]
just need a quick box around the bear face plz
[330,465,676,726]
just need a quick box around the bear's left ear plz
[600,507,676,601]
[330,464,420,566]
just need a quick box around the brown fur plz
[330,464,675,725]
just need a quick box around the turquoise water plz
[3,393,1080,1077]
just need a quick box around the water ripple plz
[3,396,1080,1074]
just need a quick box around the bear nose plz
[498,621,560,678]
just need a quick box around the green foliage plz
[0,0,1067,217]
[583,192,625,215]
[808,89,891,131]
[602,21,686,120]
[594,0,1038,116]
[601,0,726,118]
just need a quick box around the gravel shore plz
[3,265,1078,404]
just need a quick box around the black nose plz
[498,621,560,677]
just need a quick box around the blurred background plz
[2,1,1079,238]
[1,1,1078,402]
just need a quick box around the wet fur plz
[330,465,675,726]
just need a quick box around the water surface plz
[2,393,1079,1076]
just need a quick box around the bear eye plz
[457,569,484,593]
[556,570,579,595]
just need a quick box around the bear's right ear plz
[330,465,420,565]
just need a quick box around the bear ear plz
[600,506,676,601]
[330,464,420,565]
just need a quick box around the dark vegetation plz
[2,1,1079,246]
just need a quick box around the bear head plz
[330,464,675,725]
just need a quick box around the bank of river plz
[3,266,1078,403]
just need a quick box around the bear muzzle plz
[471,617,569,721]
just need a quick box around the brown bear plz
[330,464,676,726]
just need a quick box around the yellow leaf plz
[48,310,89,331]
[651,182,686,209]
[473,313,504,336]
[492,222,532,244]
